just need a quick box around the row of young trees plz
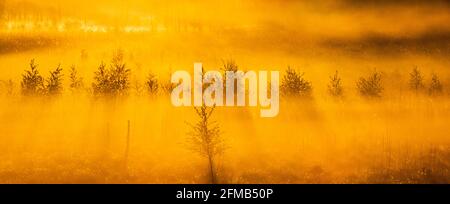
[352,67,444,98]
[280,66,444,99]
[188,65,446,183]
[17,53,173,98]
[15,57,446,99]
[11,57,448,184]
[20,59,63,96]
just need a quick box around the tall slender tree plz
[187,66,225,184]
[188,104,224,184]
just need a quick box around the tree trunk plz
[208,154,216,184]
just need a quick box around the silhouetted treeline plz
[21,59,63,96]
[3,55,448,100]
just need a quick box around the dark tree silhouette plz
[428,73,443,96]
[280,66,312,98]
[92,50,130,97]
[187,104,224,184]
[92,62,109,96]
[221,59,238,73]
[160,71,177,94]
[221,59,240,102]
[409,67,424,93]
[46,64,63,96]
[187,66,225,184]
[109,50,130,96]
[356,71,383,98]
[328,70,343,97]
[69,65,84,93]
[146,72,159,96]
[21,59,44,96]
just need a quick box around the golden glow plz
[0,0,449,183]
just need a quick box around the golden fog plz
[0,0,449,183]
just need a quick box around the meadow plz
[0,0,449,184]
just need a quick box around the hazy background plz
[0,0,449,183]
[1,0,450,85]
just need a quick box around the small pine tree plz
[92,62,109,96]
[356,71,383,98]
[109,50,130,96]
[328,70,343,97]
[280,66,312,98]
[428,73,443,96]
[46,64,63,96]
[92,50,131,98]
[161,80,176,94]
[221,59,240,101]
[160,70,177,94]
[146,72,159,95]
[21,59,44,96]
[109,65,130,96]
[187,66,224,184]
[409,67,424,93]
[221,59,238,73]
[69,65,84,93]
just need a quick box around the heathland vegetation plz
[1,0,450,185]
[0,49,449,183]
